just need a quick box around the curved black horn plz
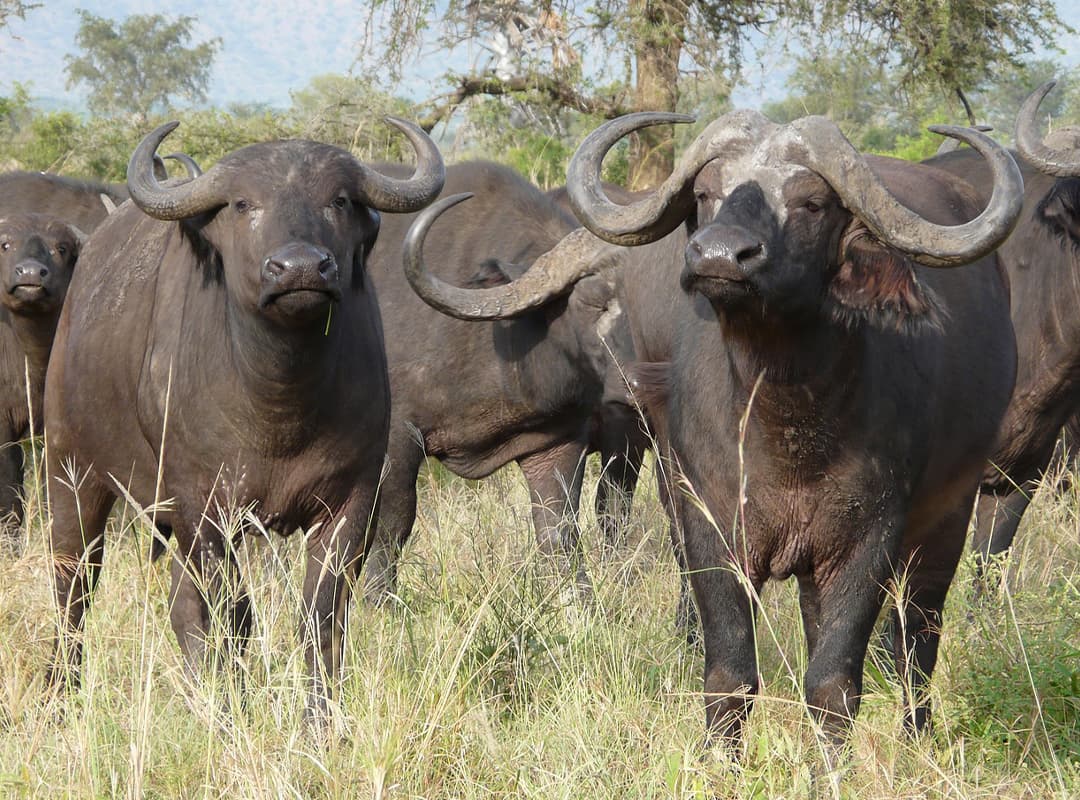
[127,122,229,220]
[787,117,1024,267]
[567,110,773,246]
[354,116,445,213]
[404,193,614,320]
[1015,81,1080,177]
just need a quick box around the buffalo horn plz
[354,116,445,213]
[1015,81,1080,177]
[935,124,992,155]
[127,122,229,220]
[786,117,1024,267]
[566,109,774,245]
[165,152,203,178]
[404,193,616,320]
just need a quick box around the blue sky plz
[2,1,1078,111]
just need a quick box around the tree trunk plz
[628,0,687,190]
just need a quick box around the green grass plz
[0,452,1077,798]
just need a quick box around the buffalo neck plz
[5,307,60,383]
[222,297,347,427]
[714,303,865,429]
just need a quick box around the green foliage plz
[64,11,221,122]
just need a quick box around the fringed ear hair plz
[828,219,941,332]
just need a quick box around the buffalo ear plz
[465,257,530,289]
[828,226,940,331]
[622,361,670,414]
[1039,178,1080,245]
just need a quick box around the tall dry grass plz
[0,445,1076,798]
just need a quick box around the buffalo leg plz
[890,509,968,735]
[46,467,115,693]
[594,412,645,548]
[168,510,252,685]
[801,529,897,747]
[678,494,761,753]
[362,435,422,604]
[518,441,591,602]
[655,454,698,643]
[301,495,373,724]
[971,483,1034,599]
[0,437,24,548]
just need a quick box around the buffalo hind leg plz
[594,414,645,549]
[518,441,590,603]
[971,485,1033,602]
[890,509,968,735]
[46,467,115,694]
[362,435,423,605]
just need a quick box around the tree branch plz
[417,71,631,132]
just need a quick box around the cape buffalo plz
[924,82,1080,588]
[360,161,627,604]
[564,112,1023,749]
[0,213,83,548]
[44,119,444,723]
[0,156,188,232]
[409,110,1024,750]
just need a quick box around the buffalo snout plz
[682,223,768,300]
[13,259,50,284]
[258,242,343,320]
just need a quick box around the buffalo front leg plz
[46,467,115,694]
[168,516,253,687]
[302,501,372,725]
[677,494,761,754]
[518,441,590,603]
[0,437,24,550]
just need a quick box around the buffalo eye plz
[56,243,68,257]
[234,198,251,214]
[331,194,348,211]
[0,240,8,252]
[803,198,825,213]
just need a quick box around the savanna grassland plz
[0,441,1076,799]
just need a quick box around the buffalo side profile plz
[925,81,1080,589]
[0,213,83,548]
[44,119,444,722]
[362,161,627,604]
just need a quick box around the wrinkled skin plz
[925,147,1080,586]
[613,151,1015,751]
[362,162,628,603]
[0,214,80,546]
[43,135,439,723]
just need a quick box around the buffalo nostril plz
[318,256,337,277]
[737,243,767,270]
[38,266,48,277]
[263,257,285,277]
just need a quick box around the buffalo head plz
[1016,81,1080,246]
[0,213,83,316]
[566,111,1023,331]
[127,120,444,329]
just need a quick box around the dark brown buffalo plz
[924,82,1080,587]
[406,111,1024,750]
[563,112,1023,749]
[0,156,191,232]
[0,213,82,548]
[360,161,627,603]
[44,119,444,722]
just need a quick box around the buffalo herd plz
[2,80,1077,754]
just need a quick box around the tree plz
[361,1,1068,189]
[64,11,221,123]
[0,1,36,35]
